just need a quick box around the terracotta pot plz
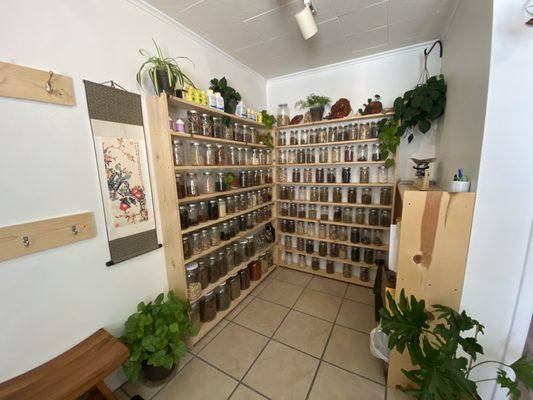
[310,106,325,121]
[368,101,383,114]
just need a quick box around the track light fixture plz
[295,0,318,40]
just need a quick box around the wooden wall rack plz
[0,212,96,262]
[0,61,75,106]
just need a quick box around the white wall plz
[435,0,493,190]
[459,1,533,398]
[0,0,265,388]
[266,44,442,181]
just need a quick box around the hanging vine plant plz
[378,74,447,167]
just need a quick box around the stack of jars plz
[172,139,273,167]
[278,204,391,227]
[181,205,272,259]
[278,186,392,206]
[179,188,273,230]
[175,169,273,199]
[277,121,381,146]
[277,143,382,165]
[187,242,275,326]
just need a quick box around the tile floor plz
[115,267,391,400]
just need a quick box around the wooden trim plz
[274,138,379,148]
[280,263,374,288]
[171,131,269,148]
[275,161,385,167]
[280,215,390,230]
[177,184,273,204]
[275,111,394,130]
[174,164,272,171]
[0,212,96,262]
[275,199,392,209]
[278,246,379,271]
[282,182,394,188]
[280,231,388,251]
[0,61,75,106]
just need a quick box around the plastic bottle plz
[207,89,217,109]
[235,101,242,117]
[215,92,224,111]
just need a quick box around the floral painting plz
[102,137,149,229]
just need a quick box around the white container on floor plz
[450,180,471,192]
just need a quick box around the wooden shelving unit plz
[273,113,397,287]
[146,94,276,346]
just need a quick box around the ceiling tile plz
[388,14,444,46]
[331,0,386,17]
[338,2,387,37]
[219,0,297,22]
[243,1,303,41]
[314,0,338,23]
[146,0,204,15]
[388,0,455,24]
[346,26,388,53]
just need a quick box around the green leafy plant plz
[136,39,195,94]
[260,110,277,129]
[377,118,400,168]
[295,93,331,109]
[120,291,198,383]
[380,290,533,399]
[393,74,447,142]
[209,77,241,114]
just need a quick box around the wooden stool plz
[0,329,129,400]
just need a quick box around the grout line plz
[320,359,386,387]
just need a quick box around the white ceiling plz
[146,0,458,78]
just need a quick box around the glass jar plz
[215,282,230,311]
[332,187,342,203]
[332,146,341,163]
[277,103,290,126]
[198,260,209,289]
[212,117,223,138]
[306,148,315,163]
[208,200,219,220]
[319,242,328,257]
[297,238,304,251]
[186,262,202,301]
[361,228,371,245]
[210,226,220,246]
[318,128,327,143]
[215,172,226,192]
[298,204,307,218]
[348,187,357,203]
[310,187,319,202]
[360,267,370,282]
[215,145,225,166]
[359,167,370,183]
[355,208,365,224]
[187,110,200,134]
[217,250,228,277]
[333,206,342,222]
[343,264,352,278]
[326,260,334,274]
[190,142,204,166]
[292,168,301,183]
[202,172,215,194]
[207,255,220,283]
[320,206,329,221]
[307,222,316,236]
[199,291,216,322]
[378,166,388,183]
[351,247,360,263]
[339,245,347,259]
[350,227,361,244]
[318,223,327,239]
[218,198,227,217]
[373,229,384,246]
[228,146,238,165]
[200,229,210,250]
[368,209,379,226]
[329,225,338,240]
[249,260,262,281]
[375,250,386,267]
[296,221,305,235]
[172,139,184,166]
[342,167,351,183]
[308,205,317,219]
[239,267,251,290]
[311,257,320,271]
[179,205,190,230]
[185,172,200,197]
[316,168,325,183]
[380,188,392,205]
[182,236,192,259]
[342,207,353,223]
[362,188,372,204]
[338,226,347,241]
[175,173,186,199]
[319,147,328,163]
[188,203,199,226]
[372,144,381,161]
[309,129,317,144]
[204,144,215,166]
[303,168,312,183]
[189,300,200,328]
[200,113,213,136]
[298,254,306,269]
[364,249,374,264]
[357,144,368,161]
[370,122,378,138]
[228,274,241,300]
[344,145,354,162]
[234,123,243,142]
[319,187,329,202]
[327,168,336,183]
[359,123,370,140]
[380,210,391,227]
[199,202,209,223]
[330,243,339,258]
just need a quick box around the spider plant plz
[136,39,195,95]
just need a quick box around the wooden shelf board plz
[191,264,278,345]
[275,199,392,209]
[280,232,388,251]
[178,184,274,204]
[280,247,379,271]
[275,138,379,148]
[279,215,390,230]
[174,164,272,171]
[282,182,394,188]
[181,202,273,235]
[184,219,272,263]
[279,263,374,288]
[274,161,385,167]
[171,131,270,149]
[193,243,275,299]
[167,95,266,129]
[275,111,394,130]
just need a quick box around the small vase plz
[226,98,238,114]
[310,106,325,121]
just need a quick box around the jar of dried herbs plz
[199,291,216,322]
[343,264,352,278]
[326,260,334,274]
[369,209,379,225]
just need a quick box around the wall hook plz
[22,236,30,247]
[45,71,54,94]
[424,40,443,58]
[71,225,78,235]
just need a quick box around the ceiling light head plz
[525,0,533,26]
[295,0,318,40]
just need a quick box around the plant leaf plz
[497,370,521,400]
[510,356,533,390]
[418,118,431,133]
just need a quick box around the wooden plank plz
[0,61,75,106]
[280,263,374,288]
[275,111,394,130]
[145,95,187,298]
[171,131,269,148]
[0,212,96,262]
[0,329,128,400]
[387,189,476,389]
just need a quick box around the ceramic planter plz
[226,98,238,114]
[310,106,325,121]
[155,69,173,95]
[141,360,178,383]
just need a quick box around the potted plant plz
[209,77,241,114]
[295,94,331,121]
[136,39,195,96]
[380,290,533,399]
[358,94,383,115]
[120,291,198,384]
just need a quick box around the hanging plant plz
[260,110,277,129]
[377,119,401,168]
[394,74,447,142]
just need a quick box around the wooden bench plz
[0,329,129,400]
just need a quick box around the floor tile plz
[337,299,377,333]
[324,325,385,384]
[257,279,304,307]
[276,267,313,286]
[234,297,289,336]
[250,277,270,295]
[113,389,130,400]
[308,362,385,400]
[293,288,343,322]
[122,352,193,399]
[230,384,268,400]
[190,319,229,353]
[387,387,412,399]
[345,284,374,305]
[273,310,332,357]
[199,322,268,379]
[307,276,348,297]
[153,358,237,400]
[243,341,319,400]
[225,295,254,321]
